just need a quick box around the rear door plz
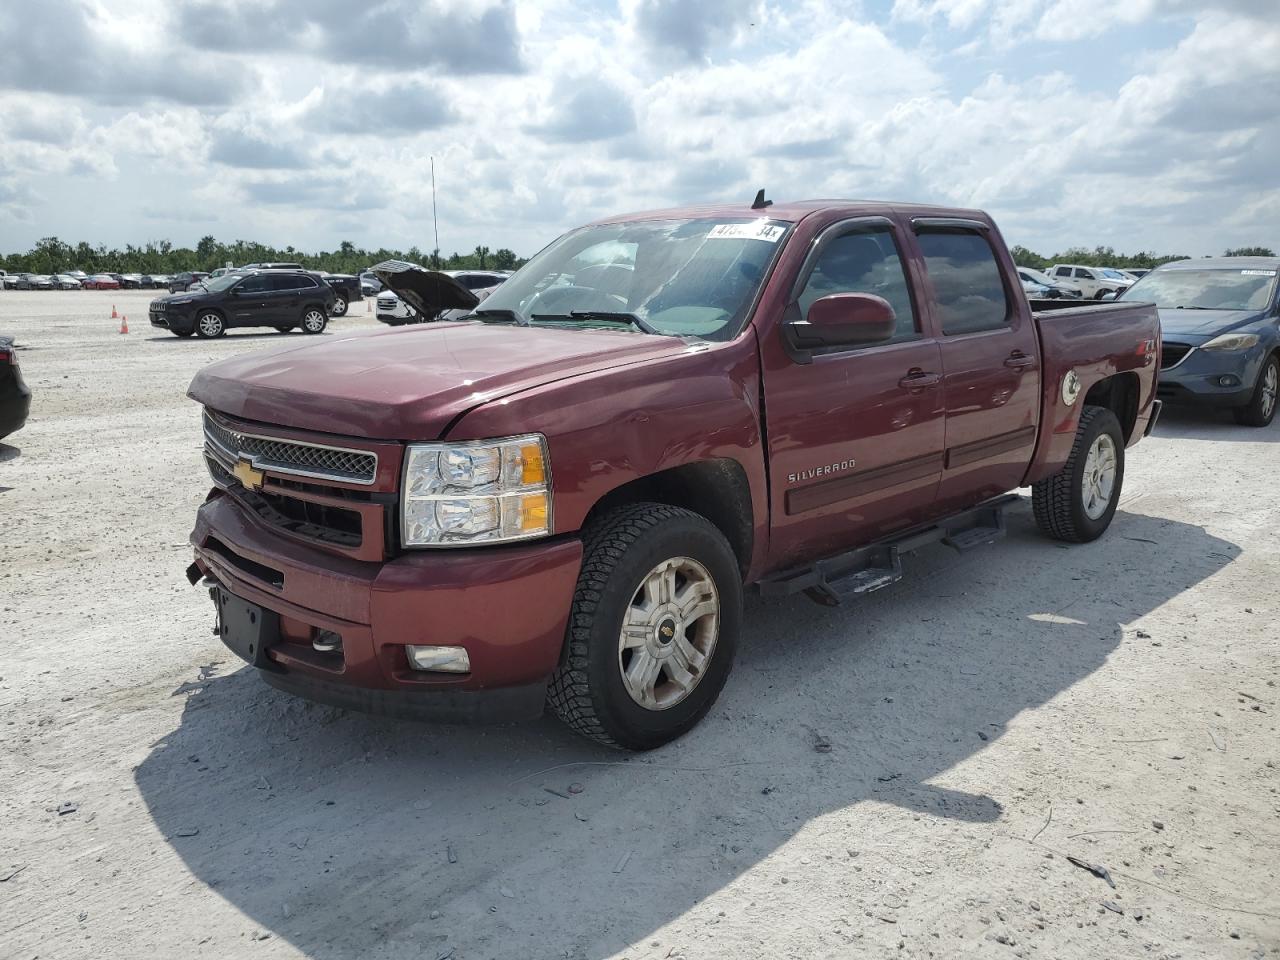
[762,216,946,567]
[909,221,1041,515]
[266,273,306,324]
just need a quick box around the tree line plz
[0,236,527,277]
[3,235,1273,278]
[1009,244,1275,271]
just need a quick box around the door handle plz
[899,370,941,389]
[1004,352,1035,369]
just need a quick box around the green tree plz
[473,245,490,269]
[492,248,517,270]
[1224,246,1275,257]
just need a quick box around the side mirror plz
[787,293,896,351]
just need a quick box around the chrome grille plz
[376,296,399,310]
[1161,342,1193,370]
[203,410,378,485]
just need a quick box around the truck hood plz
[369,260,479,318]
[1157,307,1265,340]
[187,322,690,440]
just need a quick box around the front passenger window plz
[797,226,918,344]
[238,276,268,294]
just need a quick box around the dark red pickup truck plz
[187,198,1161,749]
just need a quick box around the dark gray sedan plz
[0,336,31,441]
[1122,257,1280,427]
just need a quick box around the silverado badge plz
[233,459,265,492]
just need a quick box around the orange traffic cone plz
[119,315,129,334]
[111,304,118,319]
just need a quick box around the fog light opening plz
[405,644,471,674]
[1218,375,1240,387]
[313,630,343,654]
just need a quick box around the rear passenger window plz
[797,225,917,345]
[915,229,1011,336]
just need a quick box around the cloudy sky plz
[1,0,1277,259]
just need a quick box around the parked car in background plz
[375,269,508,326]
[118,274,145,289]
[27,275,54,290]
[1016,267,1082,299]
[359,271,383,297]
[1120,257,1280,426]
[1120,268,1149,280]
[0,335,31,442]
[3,273,33,290]
[51,274,82,290]
[243,262,304,271]
[84,274,122,290]
[1046,264,1134,299]
[150,269,336,339]
[66,269,87,280]
[149,274,171,288]
[315,272,361,316]
[185,199,1161,747]
[168,271,210,293]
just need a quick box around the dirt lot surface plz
[1,289,1277,959]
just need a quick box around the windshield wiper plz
[458,307,529,326]
[1173,305,1213,310]
[530,310,664,336]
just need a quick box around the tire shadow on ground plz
[134,501,1239,959]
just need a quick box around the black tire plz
[173,330,194,338]
[274,325,294,334]
[1232,354,1279,427]
[195,311,226,339]
[300,307,328,335]
[1032,405,1125,543]
[329,296,347,317]
[547,503,741,750]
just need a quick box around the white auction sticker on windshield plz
[1240,269,1276,276]
[707,222,786,242]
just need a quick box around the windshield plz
[473,217,791,340]
[1121,268,1277,310]
[201,274,242,293]
[1100,269,1129,280]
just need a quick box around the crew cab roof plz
[588,198,991,226]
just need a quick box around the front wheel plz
[300,308,328,334]
[173,329,194,338]
[329,296,347,317]
[547,503,741,750]
[1032,405,1124,543]
[195,311,226,338]
[1232,354,1278,427]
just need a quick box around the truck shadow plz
[1153,404,1280,442]
[134,502,1237,958]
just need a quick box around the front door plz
[762,217,946,569]
[909,223,1042,515]
[229,274,272,326]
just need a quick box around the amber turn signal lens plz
[519,442,546,486]
[519,493,549,532]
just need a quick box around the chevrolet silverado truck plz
[185,198,1161,750]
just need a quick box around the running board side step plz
[756,494,1020,607]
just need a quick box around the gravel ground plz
[1,290,1277,960]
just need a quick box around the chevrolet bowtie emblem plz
[232,459,265,492]
[660,625,673,637]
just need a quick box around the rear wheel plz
[1232,354,1278,427]
[195,311,225,339]
[1032,405,1124,543]
[547,503,741,750]
[300,308,327,334]
[329,296,347,317]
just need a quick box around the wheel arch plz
[581,458,754,578]
[1083,371,1141,443]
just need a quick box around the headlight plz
[1200,333,1260,352]
[401,434,551,547]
